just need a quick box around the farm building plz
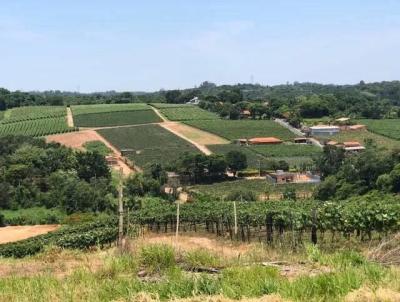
[309,125,340,136]
[248,137,283,145]
[266,170,321,184]
[347,124,366,131]
[342,141,365,152]
[335,117,351,125]
[105,156,118,166]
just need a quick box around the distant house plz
[105,156,118,166]
[310,125,340,136]
[240,110,251,119]
[248,137,283,145]
[342,141,365,152]
[348,124,366,131]
[335,117,351,125]
[186,97,201,105]
[266,170,320,184]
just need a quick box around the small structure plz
[240,110,251,119]
[186,97,201,105]
[310,125,340,136]
[105,155,118,166]
[335,117,351,125]
[348,124,366,131]
[120,149,135,156]
[326,140,339,146]
[342,141,365,152]
[267,171,321,184]
[294,137,308,144]
[248,137,282,145]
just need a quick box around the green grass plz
[97,124,199,167]
[158,106,219,121]
[327,129,400,150]
[0,111,4,121]
[1,207,67,225]
[185,120,296,141]
[0,106,66,124]
[190,179,316,199]
[357,119,400,141]
[71,103,150,115]
[73,110,162,127]
[0,246,392,301]
[83,141,112,156]
[0,117,76,137]
[250,144,321,157]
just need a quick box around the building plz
[342,141,365,152]
[266,170,321,184]
[348,124,366,131]
[186,97,201,105]
[310,125,340,136]
[240,110,251,119]
[294,137,308,144]
[105,156,118,166]
[248,137,283,145]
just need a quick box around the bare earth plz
[66,107,74,127]
[0,225,59,244]
[46,130,134,175]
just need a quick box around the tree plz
[165,90,182,103]
[226,151,247,176]
[314,176,337,200]
[75,151,110,182]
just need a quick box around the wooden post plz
[233,201,238,236]
[118,168,124,250]
[175,201,180,241]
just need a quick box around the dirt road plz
[66,107,74,127]
[0,225,59,244]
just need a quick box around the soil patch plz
[0,225,59,244]
[46,130,134,176]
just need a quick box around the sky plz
[1,0,400,92]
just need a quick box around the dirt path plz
[46,130,135,176]
[0,225,59,244]
[66,107,74,127]
[160,122,213,155]
[149,106,168,122]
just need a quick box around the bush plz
[0,213,4,227]
[2,207,66,226]
[226,190,257,202]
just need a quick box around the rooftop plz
[248,137,282,144]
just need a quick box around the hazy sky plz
[1,0,400,92]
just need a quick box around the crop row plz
[1,106,66,124]
[159,106,219,121]
[0,117,77,137]
[71,103,150,116]
[185,119,296,141]
[132,195,400,243]
[357,119,400,141]
[0,218,118,258]
[73,110,162,127]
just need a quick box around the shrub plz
[226,190,257,202]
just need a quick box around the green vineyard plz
[0,117,76,137]
[0,106,67,124]
[133,194,400,244]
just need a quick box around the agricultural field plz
[185,119,296,141]
[190,179,316,200]
[73,110,161,127]
[159,106,219,121]
[71,103,150,115]
[250,143,321,158]
[0,116,76,137]
[327,129,400,150]
[97,124,199,167]
[208,144,315,170]
[0,111,4,121]
[0,106,66,124]
[357,119,400,141]
[151,103,190,109]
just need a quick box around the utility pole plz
[118,168,124,250]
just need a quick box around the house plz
[326,140,339,146]
[335,117,351,125]
[342,141,365,152]
[240,110,251,119]
[267,171,321,184]
[186,97,201,105]
[348,124,366,131]
[309,125,340,136]
[248,137,283,145]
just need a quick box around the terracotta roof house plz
[342,141,365,152]
[348,124,366,131]
[248,137,283,145]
